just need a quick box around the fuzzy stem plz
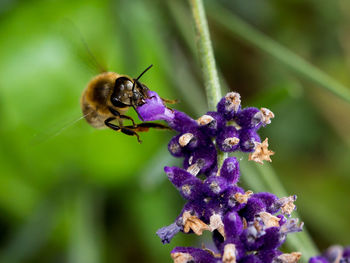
[188,0,221,111]
[188,0,227,166]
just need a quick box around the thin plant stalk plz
[188,0,227,166]
[208,2,350,104]
[188,0,221,111]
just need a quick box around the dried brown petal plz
[248,138,275,164]
[278,196,296,215]
[242,218,248,229]
[209,214,225,239]
[225,92,241,112]
[179,133,194,147]
[223,137,240,147]
[171,252,194,263]
[234,190,253,204]
[273,252,302,263]
[222,244,237,263]
[197,115,214,126]
[258,212,281,228]
[182,211,209,235]
[260,108,275,125]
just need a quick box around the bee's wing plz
[30,112,91,145]
[59,19,108,74]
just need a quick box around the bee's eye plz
[125,81,133,91]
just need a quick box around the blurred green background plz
[0,0,350,262]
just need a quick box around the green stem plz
[188,0,227,164]
[208,2,350,104]
[188,0,221,110]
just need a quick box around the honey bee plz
[81,65,171,142]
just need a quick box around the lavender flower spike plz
[149,91,303,263]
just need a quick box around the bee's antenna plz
[132,105,144,121]
[136,64,153,81]
[131,64,153,96]
[130,64,153,120]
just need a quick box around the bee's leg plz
[104,117,121,131]
[124,122,171,132]
[120,128,142,143]
[161,98,178,104]
[108,107,136,127]
[105,117,142,143]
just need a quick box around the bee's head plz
[110,65,153,108]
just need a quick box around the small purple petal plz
[168,135,185,157]
[217,92,241,120]
[178,201,206,222]
[223,211,244,241]
[217,126,240,152]
[252,193,278,214]
[223,185,246,211]
[178,128,208,151]
[137,91,175,122]
[204,176,228,197]
[235,107,262,130]
[258,227,285,250]
[240,197,266,222]
[164,166,193,188]
[184,143,217,174]
[240,255,263,263]
[257,250,282,263]
[156,222,182,244]
[169,111,198,132]
[203,198,224,222]
[309,257,329,263]
[343,246,350,257]
[179,177,204,201]
[198,111,226,137]
[220,157,240,184]
[239,129,261,152]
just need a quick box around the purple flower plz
[204,176,228,197]
[156,222,182,244]
[198,111,226,137]
[217,126,240,152]
[239,129,261,152]
[220,157,240,184]
[235,107,261,129]
[137,91,175,122]
[217,92,241,120]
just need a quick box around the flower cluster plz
[137,91,303,263]
[309,246,350,263]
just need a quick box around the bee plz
[81,65,170,143]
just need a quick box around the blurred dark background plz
[0,0,349,262]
